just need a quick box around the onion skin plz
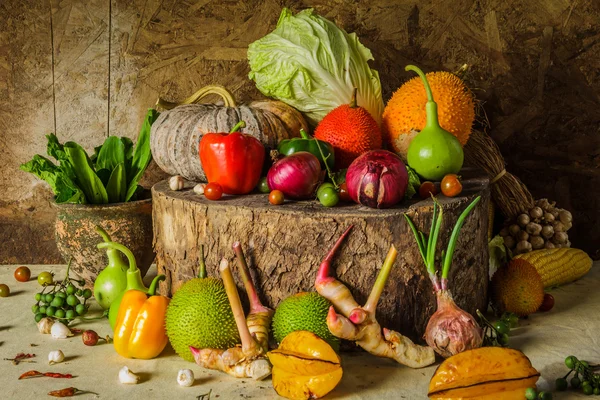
[267,151,322,200]
[425,290,483,358]
[346,150,408,208]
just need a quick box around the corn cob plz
[514,248,592,288]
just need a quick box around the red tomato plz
[204,183,223,201]
[338,182,352,202]
[269,190,285,205]
[538,293,555,312]
[419,181,438,199]
[441,174,463,197]
[14,266,31,282]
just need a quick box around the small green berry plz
[565,356,578,369]
[571,376,582,389]
[525,387,537,400]
[555,378,568,391]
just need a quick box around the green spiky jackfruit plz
[165,277,240,362]
[272,292,340,351]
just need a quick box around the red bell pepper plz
[199,121,265,195]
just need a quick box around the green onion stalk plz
[404,196,483,358]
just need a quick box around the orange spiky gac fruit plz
[314,89,382,169]
[382,71,475,160]
[491,259,545,317]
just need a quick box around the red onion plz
[267,151,322,199]
[424,290,483,358]
[346,150,408,208]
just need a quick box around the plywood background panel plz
[1,0,599,263]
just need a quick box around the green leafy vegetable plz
[20,109,159,204]
[404,165,421,200]
[488,235,509,278]
[248,8,384,127]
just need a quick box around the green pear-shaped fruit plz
[406,65,464,181]
[93,226,128,309]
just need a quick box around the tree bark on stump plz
[152,168,490,342]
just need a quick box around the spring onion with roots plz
[315,226,435,368]
[404,196,483,358]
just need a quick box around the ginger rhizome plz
[190,242,273,380]
[314,226,435,368]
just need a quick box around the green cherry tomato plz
[499,333,509,346]
[46,306,56,317]
[66,294,80,307]
[316,182,335,198]
[524,387,537,400]
[75,303,86,316]
[82,289,92,299]
[44,293,54,303]
[35,293,42,301]
[583,384,593,395]
[580,360,589,368]
[65,310,76,320]
[66,284,76,295]
[319,187,339,207]
[0,284,9,297]
[571,377,581,389]
[32,304,39,314]
[507,313,519,328]
[39,306,47,314]
[555,378,568,391]
[34,313,44,323]
[494,321,510,335]
[54,309,66,319]
[37,271,54,286]
[55,291,66,299]
[565,356,578,369]
[594,388,600,395]
[257,177,270,193]
[50,297,64,308]
[538,392,552,400]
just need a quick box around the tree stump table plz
[152,168,490,342]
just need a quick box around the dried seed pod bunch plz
[500,198,573,255]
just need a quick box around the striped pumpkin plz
[151,85,308,182]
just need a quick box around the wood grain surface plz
[1,0,599,262]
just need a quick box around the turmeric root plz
[191,243,274,380]
[315,226,436,369]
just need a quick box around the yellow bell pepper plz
[113,275,170,359]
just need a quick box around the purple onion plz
[267,152,322,199]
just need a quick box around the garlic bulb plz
[48,350,65,364]
[37,317,55,334]
[177,369,194,387]
[51,321,73,339]
[193,183,206,195]
[118,366,140,384]
[169,175,185,191]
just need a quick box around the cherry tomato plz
[419,181,438,199]
[269,190,285,205]
[538,293,555,312]
[338,182,352,202]
[37,271,54,286]
[14,266,31,282]
[441,174,462,197]
[257,177,270,194]
[318,188,339,207]
[0,284,9,297]
[204,182,223,201]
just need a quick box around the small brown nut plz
[517,214,530,228]
[517,230,529,241]
[509,224,521,237]
[503,236,516,249]
[530,235,545,250]
[553,221,565,232]
[525,222,542,236]
[541,225,554,239]
[545,241,556,249]
[552,231,568,244]
[529,206,543,219]
[499,227,509,237]
[516,240,532,254]
[543,212,555,222]
[558,210,572,224]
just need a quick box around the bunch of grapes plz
[31,262,91,324]
[556,356,600,395]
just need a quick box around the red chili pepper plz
[18,370,73,379]
[48,387,79,397]
[4,352,35,365]
[199,120,265,195]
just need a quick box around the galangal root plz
[190,242,274,380]
[315,226,435,368]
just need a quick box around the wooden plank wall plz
[1,0,599,263]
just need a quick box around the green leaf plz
[96,136,125,172]
[404,165,421,200]
[20,155,86,204]
[106,163,126,203]
[90,144,103,165]
[248,8,384,126]
[64,142,108,204]
[126,109,159,201]
[96,168,111,187]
